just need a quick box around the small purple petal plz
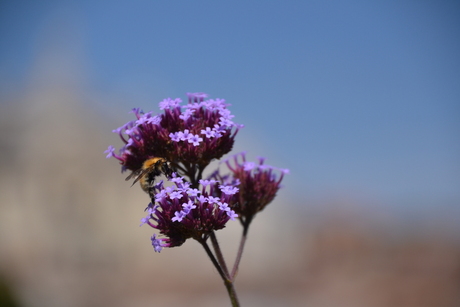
[169,132,181,142]
[227,210,238,221]
[180,129,191,141]
[182,200,197,212]
[146,115,161,125]
[171,210,186,222]
[169,191,183,200]
[243,162,256,171]
[187,188,200,197]
[201,127,216,138]
[197,195,208,204]
[218,202,230,212]
[179,109,195,121]
[199,179,211,187]
[187,134,203,146]
[170,175,184,184]
[140,216,150,226]
[151,234,164,253]
[207,196,220,204]
[219,185,239,195]
[159,97,182,110]
[104,145,115,158]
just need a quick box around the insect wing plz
[125,169,142,181]
[131,167,152,186]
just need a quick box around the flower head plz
[105,93,288,260]
[143,178,238,249]
[151,233,170,253]
[212,152,288,220]
[106,93,242,176]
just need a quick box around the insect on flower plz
[106,93,289,306]
[125,157,175,192]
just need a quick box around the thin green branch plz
[210,231,230,278]
[231,216,252,280]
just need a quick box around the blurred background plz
[0,1,459,306]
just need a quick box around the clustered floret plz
[140,175,238,252]
[104,92,242,174]
[211,152,289,220]
[105,93,288,253]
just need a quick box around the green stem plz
[210,231,230,277]
[199,237,240,307]
[224,279,240,307]
[199,237,227,281]
[231,216,252,280]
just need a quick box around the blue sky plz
[1,1,459,213]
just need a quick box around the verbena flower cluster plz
[105,93,288,254]
[210,152,289,221]
[140,175,239,252]
[105,92,242,174]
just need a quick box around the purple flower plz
[219,108,234,119]
[187,134,203,146]
[219,185,239,195]
[258,164,271,170]
[104,145,124,162]
[219,117,234,128]
[135,112,153,125]
[182,200,197,212]
[243,162,256,171]
[218,201,230,211]
[106,94,294,256]
[142,178,237,250]
[154,189,168,202]
[179,108,195,121]
[129,108,143,118]
[205,98,228,111]
[170,174,184,184]
[106,93,242,176]
[104,145,115,159]
[187,188,200,197]
[169,191,183,200]
[257,156,266,165]
[201,127,216,138]
[179,129,191,141]
[151,234,167,253]
[124,127,137,136]
[146,115,161,125]
[159,98,182,110]
[140,215,150,226]
[169,132,181,142]
[212,124,226,138]
[199,179,213,187]
[227,210,238,221]
[171,210,187,222]
[186,92,208,103]
[197,195,207,204]
[176,181,191,192]
[221,152,288,219]
[207,196,220,204]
